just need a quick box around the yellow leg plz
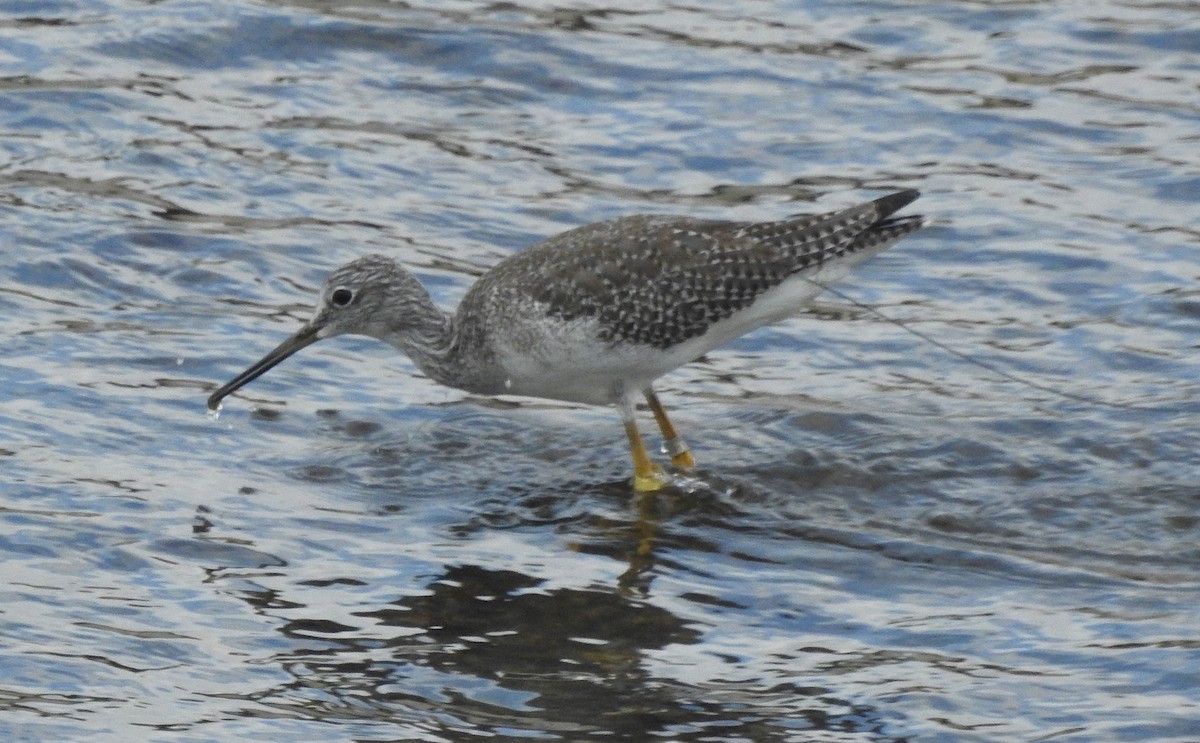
[643,388,696,469]
[619,397,667,492]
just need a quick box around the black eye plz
[330,287,354,307]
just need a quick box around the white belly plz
[490,273,830,405]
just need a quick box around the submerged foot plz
[632,463,668,493]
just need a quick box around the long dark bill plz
[207,324,320,410]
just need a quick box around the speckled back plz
[459,191,924,352]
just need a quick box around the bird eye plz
[330,287,355,307]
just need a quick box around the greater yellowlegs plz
[208,190,926,491]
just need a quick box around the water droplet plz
[206,404,222,421]
[504,378,512,390]
[175,357,184,366]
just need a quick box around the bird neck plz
[377,290,463,389]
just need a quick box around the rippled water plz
[2,1,1198,740]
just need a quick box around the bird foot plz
[632,463,669,493]
[670,450,695,469]
[663,436,695,469]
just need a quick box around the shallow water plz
[2,0,1198,740]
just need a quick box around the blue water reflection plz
[1,0,1197,740]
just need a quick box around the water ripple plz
[1,0,1198,740]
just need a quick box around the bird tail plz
[851,189,927,256]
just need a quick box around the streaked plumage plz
[209,189,927,490]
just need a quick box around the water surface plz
[1,0,1198,740]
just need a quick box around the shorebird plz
[208,189,926,491]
